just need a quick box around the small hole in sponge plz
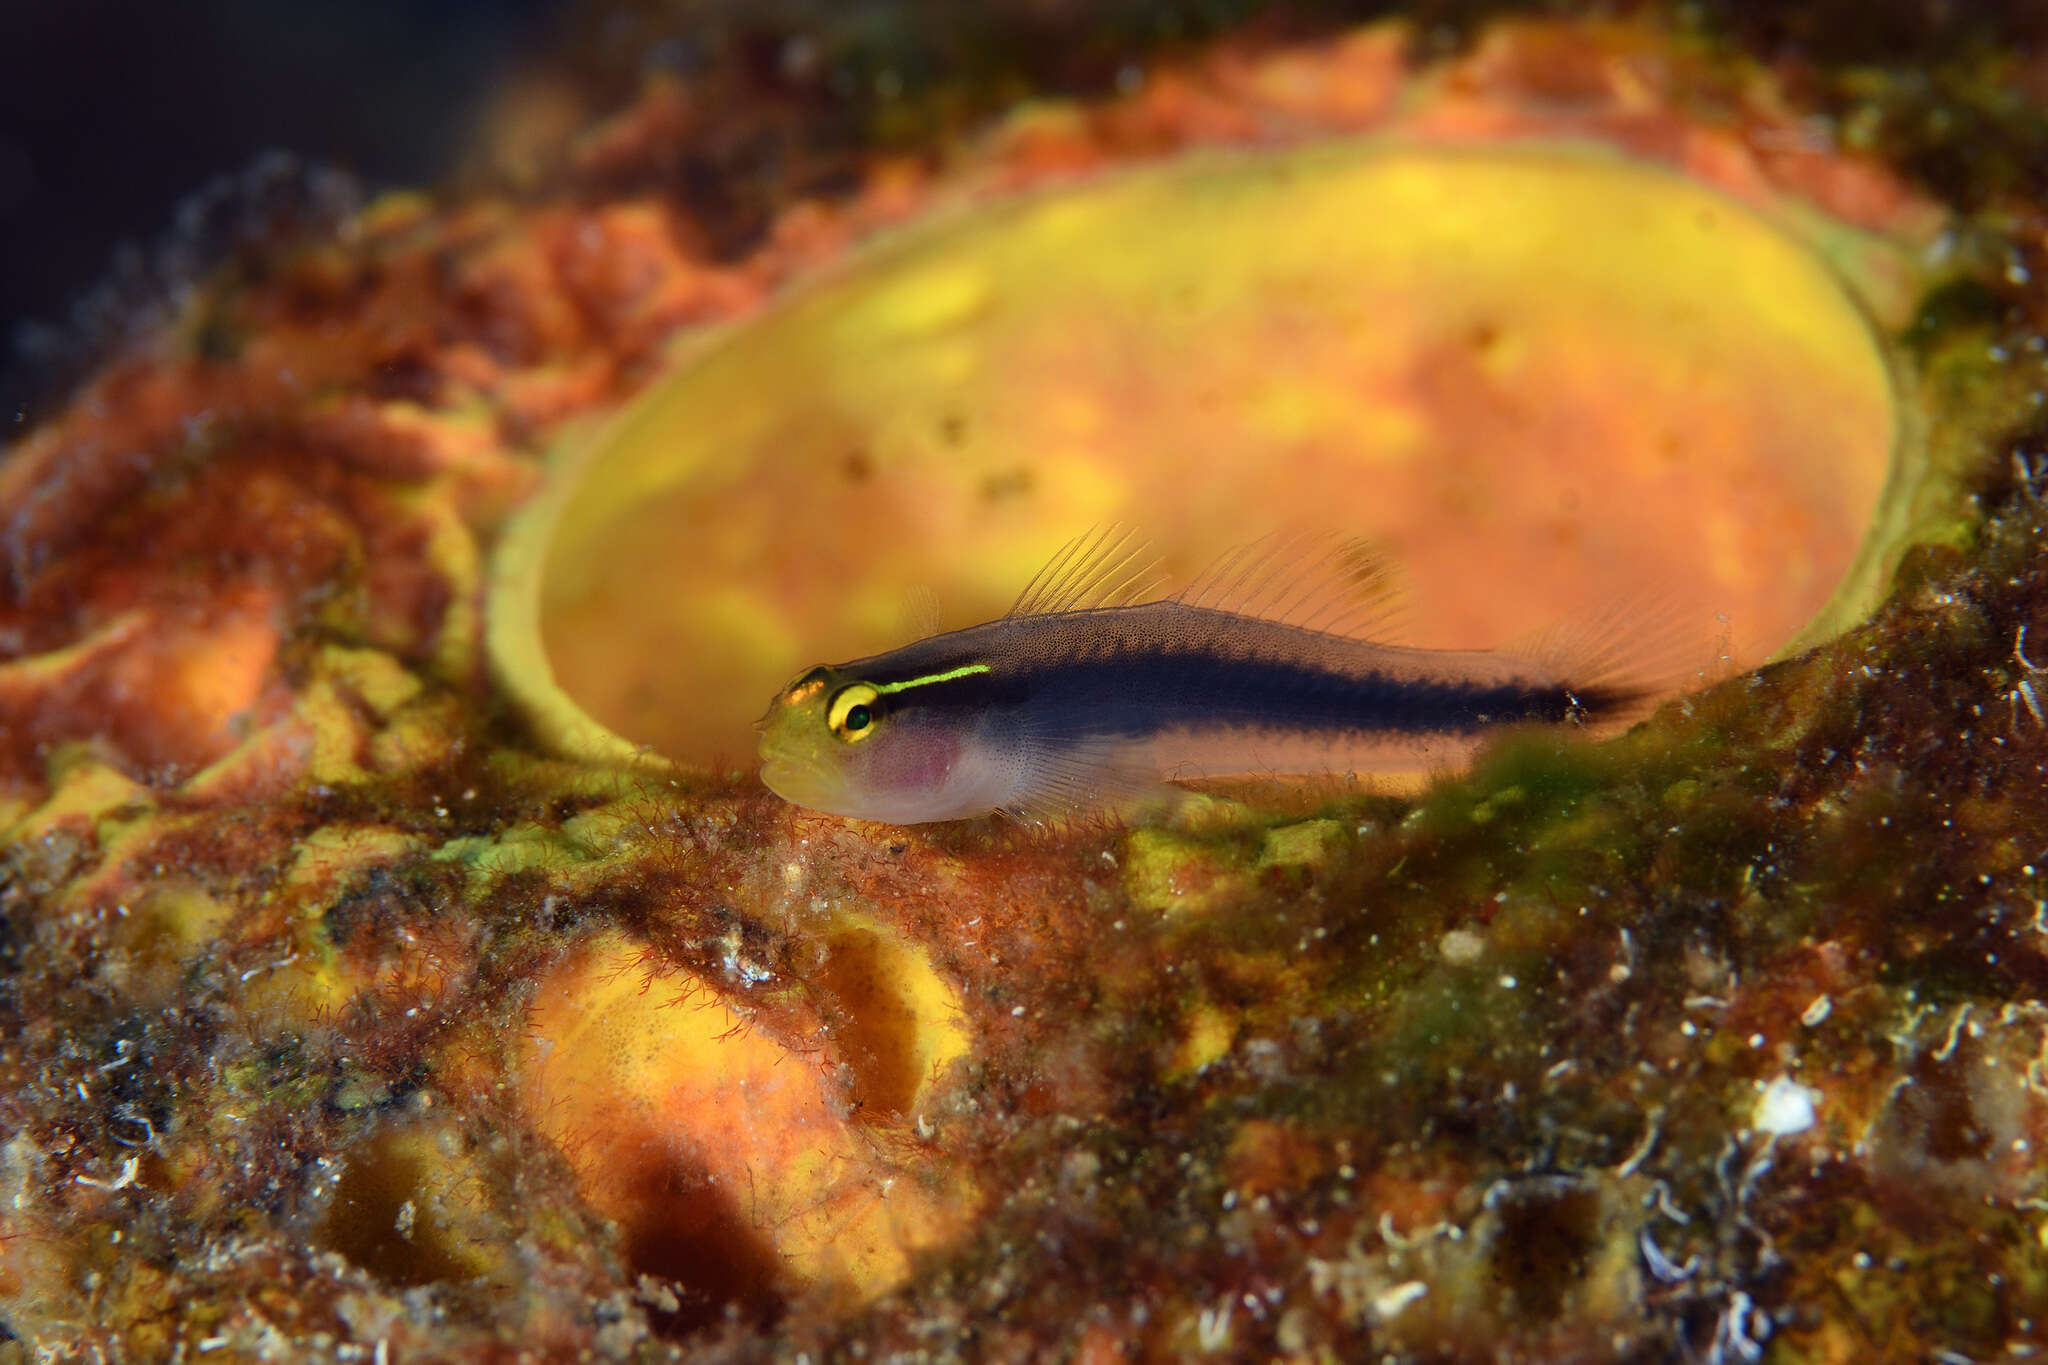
[611,1135,788,1334]
[1869,1031,2028,1209]
[815,926,925,1119]
[1485,1178,1604,1322]
[319,1125,489,1287]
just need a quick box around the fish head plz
[756,665,986,822]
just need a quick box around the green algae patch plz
[110,882,237,975]
[431,820,585,878]
[318,644,427,720]
[8,746,153,840]
[1122,826,1259,916]
[1256,817,1349,871]
[1164,1000,1241,1081]
[287,826,426,898]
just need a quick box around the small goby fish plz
[756,528,1677,825]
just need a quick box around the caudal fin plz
[1503,591,1731,727]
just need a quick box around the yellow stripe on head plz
[874,663,991,695]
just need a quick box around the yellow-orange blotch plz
[519,932,973,1317]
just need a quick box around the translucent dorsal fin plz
[1008,524,1167,618]
[899,585,942,641]
[1174,531,1408,640]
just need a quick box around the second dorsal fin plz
[898,584,942,641]
[1174,531,1408,640]
[1007,525,1408,639]
[1008,524,1166,617]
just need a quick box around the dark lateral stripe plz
[868,646,1632,740]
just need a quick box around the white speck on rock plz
[1752,1076,1820,1136]
[1371,1281,1429,1320]
[1439,929,1485,966]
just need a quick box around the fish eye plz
[826,683,881,742]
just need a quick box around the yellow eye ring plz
[826,684,881,743]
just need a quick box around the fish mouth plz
[757,748,840,804]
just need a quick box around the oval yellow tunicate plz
[499,138,1915,766]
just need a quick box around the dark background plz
[0,1,561,404]
[0,0,1173,421]
[1,0,2038,425]
[0,0,1293,424]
